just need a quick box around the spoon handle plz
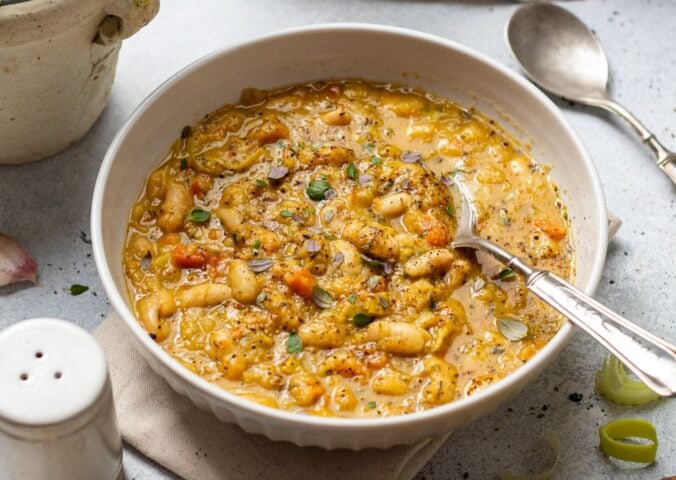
[587,97,676,184]
[511,258,676,397]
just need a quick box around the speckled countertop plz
[0,0,674,479]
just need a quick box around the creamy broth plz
[123,81,573,416]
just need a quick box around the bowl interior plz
[93,24,607,436]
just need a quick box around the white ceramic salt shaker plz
[0,318,123,480]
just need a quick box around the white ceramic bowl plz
[92,24,608,450]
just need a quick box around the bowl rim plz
[92,22,608,432]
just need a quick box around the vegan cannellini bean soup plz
[123,80,573,417]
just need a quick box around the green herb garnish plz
[497,268,516,281]
[68,284,89,296]
[352,313,374,327]
[360,254,385,268]
[345,164,358,180]
[188,208,210,223]
[253,239,262,249]
[256,292,266,303]
[497,317,528,341]
[255,179,267,188]
[306,179,332,200]
[370,156,382,165]
[179,158,188,170]
[347,293,358,304]
[280,210,293,218]
[367,400,377,409]
[312,285,334,309]
[446,204,456,217]
[286,332,303,353]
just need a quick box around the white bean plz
[373,192,410,217]
[137,289,176,341]
[158,182,193,233]
[367,320,430,355]
[227,259,260,304]
[342,222,399,261]
[321,108,352,126]
[178,283,232,308]
[404,249,454,278]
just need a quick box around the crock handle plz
[94,0,160,46]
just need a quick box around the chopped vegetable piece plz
[188,208,210,223]
[595,355,660,405]
[306,179,332,200]
[347,293,358,304]
[535,219,567,240]
[255,179,267,188]
[247,258,274,273]
[312,285,333,309]
[171,244,209,268]
[498,318,528,341]
[599,418,658,464]
[498,268,516,281]
[287,269,316,299]
[68,284,89,296]
[345,164,358,179]
[280,210,294,218]
[286,332,303,353]
[352,313,374,327]
[498,431,560,480]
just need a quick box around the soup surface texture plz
[124,81,573,417]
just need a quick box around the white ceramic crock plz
[0,0,159,164]
[92,24,608,450]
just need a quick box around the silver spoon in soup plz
[451,179,676,397]
[506,3,676,185]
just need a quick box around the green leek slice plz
[595,355,660,405]
[498,432,560,480]
[599,418,658,464]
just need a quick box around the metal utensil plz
[451,180,676,397]
[506,3,676,185]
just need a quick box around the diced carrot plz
[190,179,203,196]
[365,351,388,369]
[287,269,316,300]
[422,215,449,247]
[535,219,567,240]
[171,244,209,269]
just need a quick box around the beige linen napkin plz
[94,213,621,480]
[94,317,449,480]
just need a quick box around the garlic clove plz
[0,233,38,287]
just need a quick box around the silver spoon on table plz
[451,180,676,397]
[506,3,676,185]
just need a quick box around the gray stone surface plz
[1,0,674,479]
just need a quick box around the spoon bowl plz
[506,3,609,102]
[506,3,676,184]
